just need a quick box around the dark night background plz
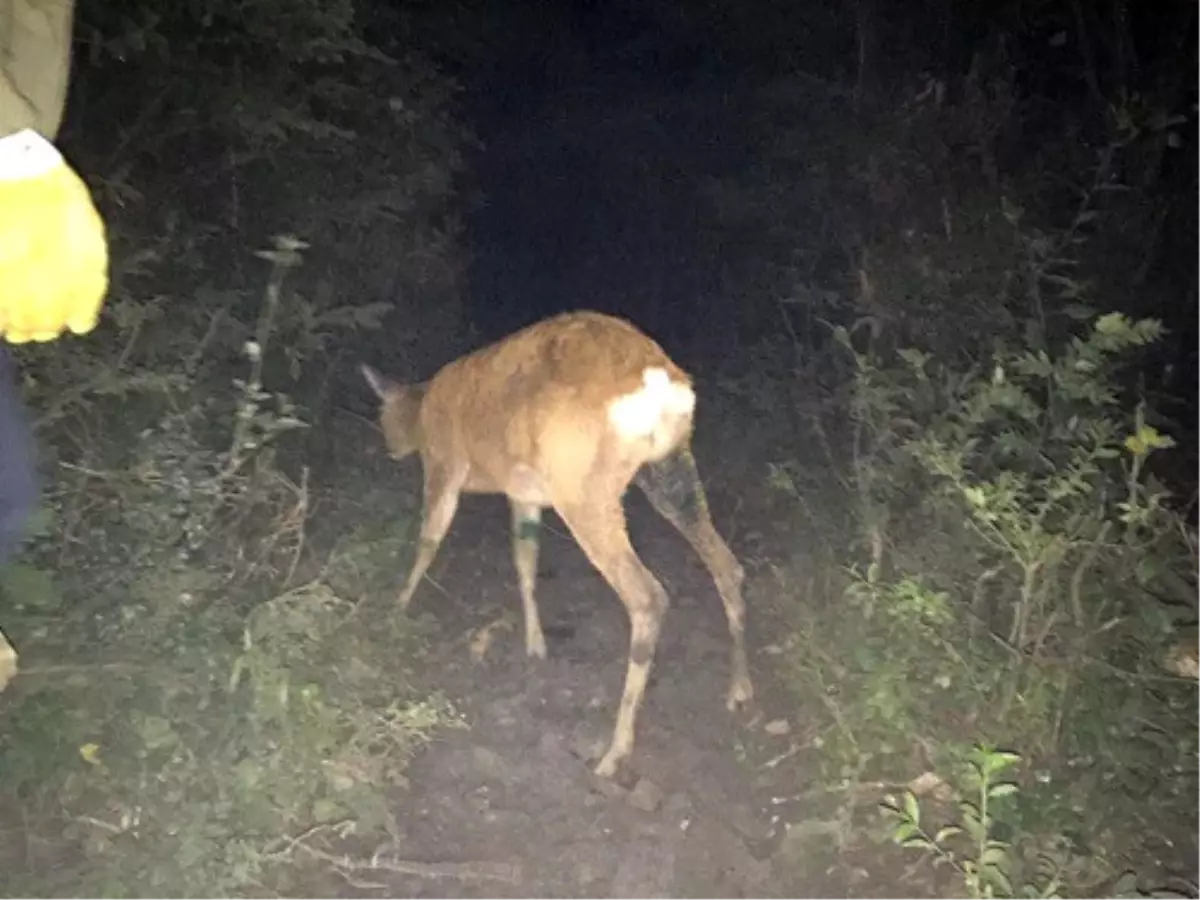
[0,0,1196,895]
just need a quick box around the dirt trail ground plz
[316,443,926,900]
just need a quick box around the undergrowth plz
[0,247,464,897]
[740,79,1197,898]
[0,1,473,890]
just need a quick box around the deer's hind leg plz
[509,500,548,659]
[553,493,669,778]
[636,446,754,710]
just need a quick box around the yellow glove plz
[0,129,109,344]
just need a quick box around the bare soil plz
[316,446,933,900]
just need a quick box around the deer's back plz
[420,311,694,502]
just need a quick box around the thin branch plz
[1069,521,1111,629]
[268,827,522,885]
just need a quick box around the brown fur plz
[362,310,753,778]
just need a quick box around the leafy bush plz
[0,577,460,896]
[749,71,1196,890]
[1,242,466,895]
[0,1,474,890]
[883,742,1196,899]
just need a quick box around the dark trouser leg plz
[0,348,36,566]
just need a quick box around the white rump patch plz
[607,366,696,440]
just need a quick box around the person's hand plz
[0,129,109,344]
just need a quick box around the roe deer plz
[361,310,753,777]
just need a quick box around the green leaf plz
[981,841,1011,865]
[960,806,985,841]
[986,866,1014,896]
[903,791,921,826]
[934,826,964,844]
[1093,312,1131,336]
[982,750,1022,775]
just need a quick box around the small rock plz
[1164,636,1200,679]
[627,777,665,813]
[764,718,791,736]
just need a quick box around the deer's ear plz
[360,363,398,399]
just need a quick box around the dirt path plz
[385,500,777,898]
[319,463,926,899]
